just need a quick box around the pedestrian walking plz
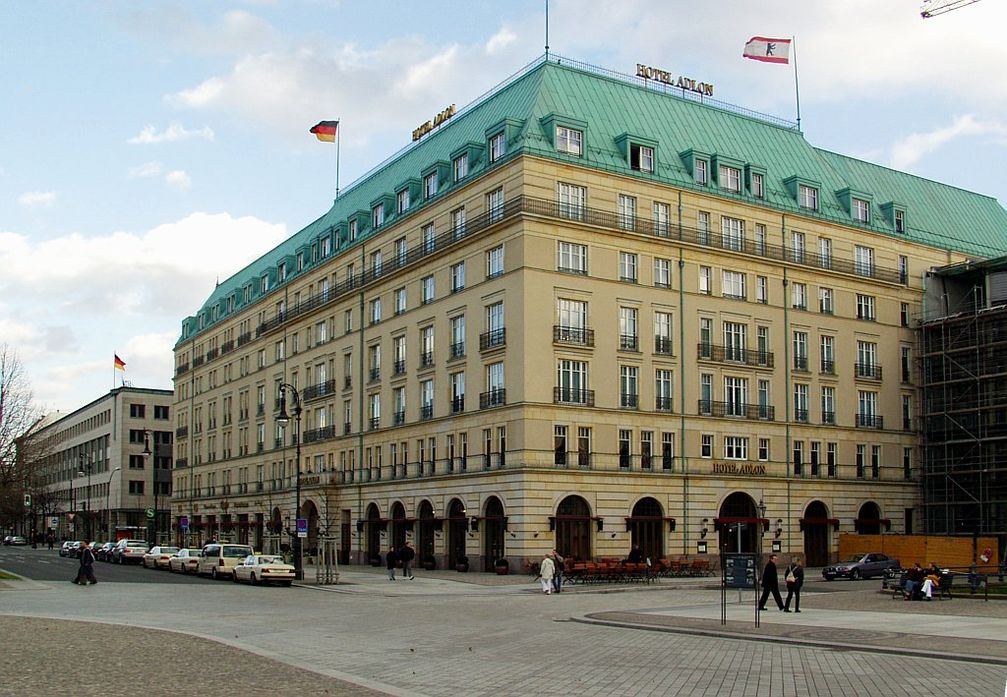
[551,550,564,594]
[538,553,556,595]
[46,532,54,550]
[399,542,416,580]
[783,558,804,613]
[73,540,97,586]
[385,545,399,581]
[758,553,784,611]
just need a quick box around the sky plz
[2,0,1006,416]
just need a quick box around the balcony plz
[343,422,351,435]
[793,356,809,371]
[480,329,506,351]
[820,360,835,375]
[480,389,506,409]
[368,367,380,383]
[794,409,809,423]
[698,400,775,421]
[419,351,435,368]
[393,359,406,376]
[420,404,434,421]
[821,410,836,424]
[855,363,883,380]
[697,343,774,368]
[206,347,219,362]
[369,417,380,431]
[344,376,352,389]
[553,387,594,406]
[303,425,336,444]
[620,393,639,409]
[449,342,466,360]
[619,335,639,351]
[256,404,265,417]
[855,414,884,429]
[393,410,406,426]
[175,426,188,438]
[655,396,673,412]
[237,332,251,347]
[302,379,336,402]
[553,325,594,347]
[220,340,234,354]
[654,336,673,355]
[175,363,190,376]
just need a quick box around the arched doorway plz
[446,498,467,569]
[365,503,382,564]
[555,495,592,561]
[717,492,761,553]
[302,500,320,558]
[802,500,831,567]
[389,501,407,551]
[628,497,665,561]
[417,500,435,568]
[482,496,506,571]
[856,501,882,535]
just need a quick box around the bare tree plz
[0,344,42,529]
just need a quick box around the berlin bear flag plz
[743,37,791,64]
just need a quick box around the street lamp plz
[142,431,155,545]
[79,453,92,540]
[275,383,303,580]
[105,467,121,539]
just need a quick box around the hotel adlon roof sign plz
[413,104,457,141]
[636,63,714,97]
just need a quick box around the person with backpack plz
[73,539,97,585]
[783,558,804,613]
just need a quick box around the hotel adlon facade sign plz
[636,63,714,97]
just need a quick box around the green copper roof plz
[179,55,1007,343]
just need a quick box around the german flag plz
[309,120,339,142]
[114,354,126,371]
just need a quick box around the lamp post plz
[105,467,121,539]
[79,454,92,540]
[142,430,155,545]
[275,383,303,580]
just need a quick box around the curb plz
[572,613,1007,666]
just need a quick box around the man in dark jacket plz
[784,559,805,613]
[385,545,398,581]
[74,540,97,585]
[399,542,416,580]
[758,554,784,611]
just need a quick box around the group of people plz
[758,554,804,613]
[71,539,97,586]
[385,542,416,580]
[537,550,565,595]
[904,562,943,600]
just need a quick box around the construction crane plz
[921,0,981,18]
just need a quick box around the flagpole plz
[334,119,341,201]
[792,36,802,131]
[544,0,550,59]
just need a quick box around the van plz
[197,543,254,579]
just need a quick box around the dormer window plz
[372,203,385,229]
[752,172,764,198]
[719,165,741,193]
[489,131,506,162]
[631,144,654,173]
[453,153,468,181]
[397,189,410,214]
[277,262,287,283]
[349,219,358,241]
[695,159,708,185]
[424,171,438,198]
[853,197,870,224]
[260,274,269,294]
[296,251,304,271]
[556,126,582,156]
[895,209,905,233]
[799,184,818,211]
[321,235,331,257]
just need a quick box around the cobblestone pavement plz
[2,567,1007,697]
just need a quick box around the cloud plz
[128,122,215,144]
[128,161,164,178]
[166,78,224,108]
[18,191,56,207]
[164,170,192,191]
[485,27,517,55]
[889,115,1007,169]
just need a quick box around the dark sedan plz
[822,553,900,580]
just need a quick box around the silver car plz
[822,553,900,581]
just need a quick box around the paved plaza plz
[2,550,1007,696]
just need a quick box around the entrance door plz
[447,498,467,568]
[482,496,505,571]
[628,497,665,561]
[366,503,381,564]
[417,500,435,567]
[556,495,592,561]
[390,502,407,551]
[803,500,830,567]
[718,492,759,553]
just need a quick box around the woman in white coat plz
[539,553,556,595]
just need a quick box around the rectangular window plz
[556,360,588,403]
[810,441,821,477]
[856,294,876,321]
[619,252,638,283]
[653,201,670,237]
[724,375,748,416]
[618,429,631,468]
[369,298,382,324]
[372,203,385,229]
[792,282,807,310]
[822,386,837,423]
[721,216,745,251]
[557,298,588,337]
[421,276,435,305]
[695,159,708,185]
[451,207,467,238]
[348,219,358,242]
[752,172,764,198]
[554,425,568,465]
[397,188,410,214]
[758,438,770,461]
[557,182,586,221]
[450,371,465,413]
[723,321,747,362]
[654,258,671,288]
[819,287,834,314]
[819,237,832,269]
[453,153,468,182]
[901,302,910,327]
[620,366,639,409]
[700,373,713,414]
[556,126,583,156]
[725,436,748,460]
[661,432,674,470]
[791,231,805,263]
[578,427,592,467]
[793,440,804,475]
[631,143,654,173]
[654,311,672,355]
[901,346,912,383]
[754,223,766,256]
[756,276,768,304]
[701,434,713,458]
[489,131,506,162]
[899,255,909,285]
[619,307,638,351]
[450,262,465,293]
[394,288,407,315]
[640,431,653,470]
[820,335,835,374]
[697,211,710,245]
[722,270,746,300]
[719,165,741,193]
[655,369,673,411]
[827,442,837,477]
[856,444,866,478]
[618,194,637,231]
[487,188,504,223]
[799,185,818,211]
[557,241,587,274]
[423,171,438,199]
[486,245,504,279]
[903,447,913,480]
[699,266,712,295]
[902,394,912,430]
[699,318,713,358]
[871,445,881,479]
[793,331,808,370]
[794,383,809,422]
[450,316,466,358]
[895,209,905,233]
[853,197,871,224]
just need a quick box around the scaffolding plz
[921,264,1007,545]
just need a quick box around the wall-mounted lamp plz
[610,533,617,539]
[700,517,709,539]
[533,532,539,538]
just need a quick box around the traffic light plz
[23,494,31,508]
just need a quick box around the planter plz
[494,559,510,575]
[456,556,469,573]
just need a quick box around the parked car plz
[2,535,13,546]
[95,542,116,561]
[59,541,75,557]
[142,546,180,569]
[168,548,202,574]
[10,536,28,546]
[197,543,254,580]
[232,555,295,586]
[112,539,149,564]
[822,553,900,581]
